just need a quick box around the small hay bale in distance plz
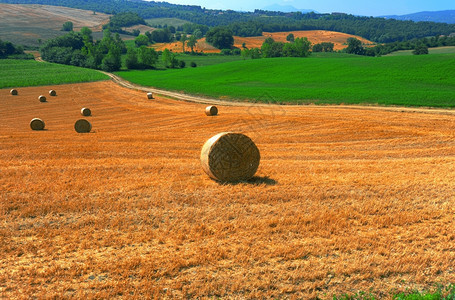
[49,90,57,96]
[81,107,91,117]
[200,132,260,182]
[74,119,92,133]
[10,89,18,95]
[30,118,45,130]
[147,92,154,99]
[205,105,218,116]
[38,95,46,102]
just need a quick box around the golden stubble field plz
[153,30,375,53]
[1,81,454,298]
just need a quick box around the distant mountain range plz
[382,10,455,24]
[261,4,317,14]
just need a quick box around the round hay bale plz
[200,132,260,182]
[49,90,57,96]
[38,95,46,102]
[10,89,18,95]
[205,105,218,116]
[147,92,154,99]
[81,107,91,117]
[30,118,45,130]
[74,119,92,133]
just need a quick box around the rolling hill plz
[152,30,375,53]
[0,3,110,47]
[383,10,455,24]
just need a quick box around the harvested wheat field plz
[1,81,454,298]
[253,31,375,50]
[153,37,220,53]
[153,30,374,53]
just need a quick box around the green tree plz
[193,29,203,39]
[138,46,158,68]
[135,35,149,47]
[312,43,323,52]
[292,37,311,57]
[346,37,365,55]
[241,48,250,59]
[181,34,187,52]
[62,21,73,32]
[313,42,334,52]
[286,33,295,42]
[0,38,25,58]
[250,48,261,59]
[101,48,121,72]
[125,48,139,69]
[413,44,429,55]
[187,35,198,53]
[162,48,172,68]
[206,27,234,50]
[261,38,284,58]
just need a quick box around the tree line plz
[0,39,33,59]
[344,35,455,56]
[40,27,193,71]
[102,12,147,35]
[40,28,153,71]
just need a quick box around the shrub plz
[413,44,429,55]
[232,48,241,56]
[221,49,232,55]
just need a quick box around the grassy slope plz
[116,53,455,107]
[387,46,455,56]
[0,60,109,88]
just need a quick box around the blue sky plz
[158,0,455,16]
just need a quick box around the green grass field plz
[387,46,455,56]
[174,53,247,67]
[116,53,455,107]
[0,59,109,89]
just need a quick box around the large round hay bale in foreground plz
[201,132,260,182]
[74,119,92,133]
[147,92,154,99]
[81,107,91,116]
[30,118,45,130]
[49,90,57,96]
[10,89,18,95]
[38,95,46,102]
[205,105,218,116]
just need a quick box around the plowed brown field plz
[1,81,454,298]
[153,30,375,53]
